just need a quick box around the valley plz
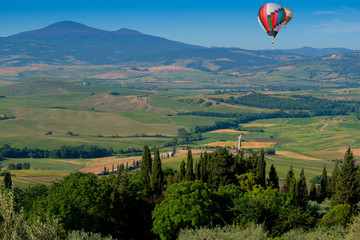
[0,78,359,187]
[0,21,359,188]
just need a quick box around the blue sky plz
[0,0,359,49]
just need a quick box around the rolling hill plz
[0,21,360,90]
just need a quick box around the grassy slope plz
[1,79,360,187]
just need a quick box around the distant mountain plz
[0,20,360,87]
[0,21,205,66]
[281,47,360,57]
[0,21,308,68]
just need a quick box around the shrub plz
[321,204,353,227]
[346,215,360,240]
[178,224,268,240]
[0,188,61,240]
[307,199,331,219]
[66,230,114,240]
[281,226,346,240]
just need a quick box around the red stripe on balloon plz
[262,4,270,31]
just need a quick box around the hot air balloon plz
[257,3,287,38]
[283,8,293,26]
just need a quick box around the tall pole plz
[237,134,242,153]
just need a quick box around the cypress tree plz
[283,165,295,193]
[200,153,207,182]
[267,164,279,189]
[120,163,125,172]
[140,145,152,183]
[328,159,339,197]
[207,148,235,188]
[297,168,308,208]
[184,149,194,181]
[3,171,12,189]
[195,161,201,180]
[172,147,176,156]
[317,166,328,203]
[150,147,164,193]
[179,160,186,181]
[256,148,266,187]
[332,147,359,207]
[309,178,317,201]
[289,177,298,203]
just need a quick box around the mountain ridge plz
[0,21,359,71]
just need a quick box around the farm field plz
[1,78,360,187]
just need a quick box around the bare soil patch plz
[243,137,289,143]
[241,123,278,127]
[88,71,128,79]
[206,141,276,149]
[208,129,248,133]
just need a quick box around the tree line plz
[0,144,114,159]
[209,93,354,116]
[1,146,359,239]
[178,110,309,134]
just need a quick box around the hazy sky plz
[1,0,359,50]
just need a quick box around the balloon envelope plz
[257,3,287,38]
[283,8,293,26]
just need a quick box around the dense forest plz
[178,110,310,134]
[210,93,354,116]
[0,144,117,159]
[1,146,359,239]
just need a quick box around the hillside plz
[0,21,204,66]
[1,21,360,90]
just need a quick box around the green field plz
[1,78,360,187]
[0,158,83,171]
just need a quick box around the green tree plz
[109,172,154,239]
[232,151,245,176]
[150,147,164,193]
[3,171,12,189]
[267,164,279,189]
[329,159,339,197]
[289,176,298,203]
[15,163,23,170]
[272,204,314,237]
[207,148,236,188]
[297,169,308,208]
[332,147,359,207]
[237,172,257,191]
[317,166,328,203]
[32,172,114,235]
[231,192,265,226]
[309,178,317,201]
[7,163,15,170]
[140,145,152,183]
[152,181,220,240]
[256,148,266,187]
[194,161,201,180]
[23,163,31,170]
[200,152,208,182]
[283,165,295,193]
[179,160,186,181]
[184,150,194,181]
